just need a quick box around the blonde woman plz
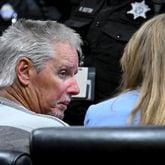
[84,13,165,126]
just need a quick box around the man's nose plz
[68,77,80,95]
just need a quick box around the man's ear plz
[16,57,34,86]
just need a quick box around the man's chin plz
[55,113,64,120]
[48,111,64,120]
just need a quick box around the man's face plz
[29,42,80,119]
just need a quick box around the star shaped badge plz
[127,0,151,19]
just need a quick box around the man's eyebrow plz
[58,64,78,73]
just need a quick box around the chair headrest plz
[30,126,165,164]
[0,150,31,165]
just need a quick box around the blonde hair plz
[121,13,165,125]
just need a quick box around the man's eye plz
[59,70,67,78]
[60,71,66,75]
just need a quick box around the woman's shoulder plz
[84,90,139,126]
[85,89,139,120]
[90,90,139,108]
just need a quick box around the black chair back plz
[30,126,165,164]
[0,150,32,165]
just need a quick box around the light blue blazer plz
[84,90,140,126]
